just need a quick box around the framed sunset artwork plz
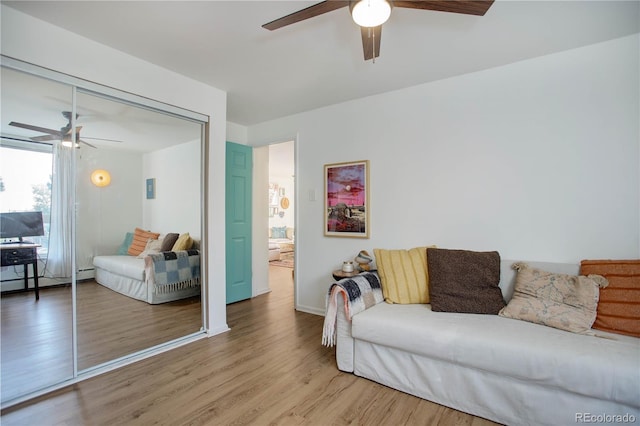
[324,160,369,238]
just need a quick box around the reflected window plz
[0,143,53,255]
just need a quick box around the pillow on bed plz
[374,246,433,304]
[117,232,134,255]
[580,259,640,337]
[271,226,287,239]
[128,228,160,256]
[427,248,505,314]
[499,263,608,333]
[137,238,163,258]
[172,233,193,251]
[160,233,180,252]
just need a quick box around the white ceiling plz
[3,1,639,127]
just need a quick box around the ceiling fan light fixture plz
[351,0,392,27]
[61,140,78,148]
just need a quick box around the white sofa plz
[268,226,294,262]
[334,260,640,426]
[93,250,201,304]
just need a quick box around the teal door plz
[226,142,253,304]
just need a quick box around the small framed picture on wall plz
[146,178,156,199]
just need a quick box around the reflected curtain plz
[45,143,73,278]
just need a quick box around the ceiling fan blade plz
[9,121,63,137]
[79,139,97,149]
[361,26,382,61]
[394,0,494,16]
[82,136,124,143]
[31,134,58,142]
[263,1,349,30]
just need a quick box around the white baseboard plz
[0,269,96,292]
[295,304,324,316]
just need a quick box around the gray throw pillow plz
[427,248,505,314]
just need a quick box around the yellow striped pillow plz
[374,246,434,304]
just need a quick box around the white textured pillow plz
[499,263,608,333]
[137,238,163,258]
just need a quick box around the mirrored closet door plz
[75,91,204,371]
[0,59,207,405]
[0,66,75,403]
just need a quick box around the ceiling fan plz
[263,0,494,61]
[9,111,123,148]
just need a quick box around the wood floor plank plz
[1,280,202,402]
[1,266,499,425]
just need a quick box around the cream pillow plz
[137,238,163,258]
[499,263,608,333]
[374,246,434,304]
[172,233,193,251]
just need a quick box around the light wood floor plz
[1,281,201,402]
[1,266,498,425]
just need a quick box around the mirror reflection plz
[0,66,204,403]
[0,67,74,402]
[76,92,204,370]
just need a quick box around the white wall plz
[248,34,640,315]
[226,121,248,145]
[143,139,201,239]
[77,148,143,268]
[1,5,229,334]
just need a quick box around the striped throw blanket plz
[145,249,200,294]
[322,271,383,347]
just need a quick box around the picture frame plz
[146,178,156,199]
[324,160,369,238]
[269,182,279,206]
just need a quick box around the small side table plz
[332,269,360,281]
[0,243,40,300]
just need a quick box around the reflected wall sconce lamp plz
[91,169,111,187]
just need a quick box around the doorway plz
[267,141,295,294]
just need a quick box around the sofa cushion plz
[271,226,287,239]
[93,255,145,281]
[117,232,134,255]
[128,228,160,256]
[351,302,640,408]
[137,238,163,258]
[160,233,180,252]
[427,248,505,314]
[499,263,608,333]
[374,246,432,304]
[580,259,640,338]
[172,233,193,251]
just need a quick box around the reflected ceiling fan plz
[263,0,494,61]
[9,111,123,148]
